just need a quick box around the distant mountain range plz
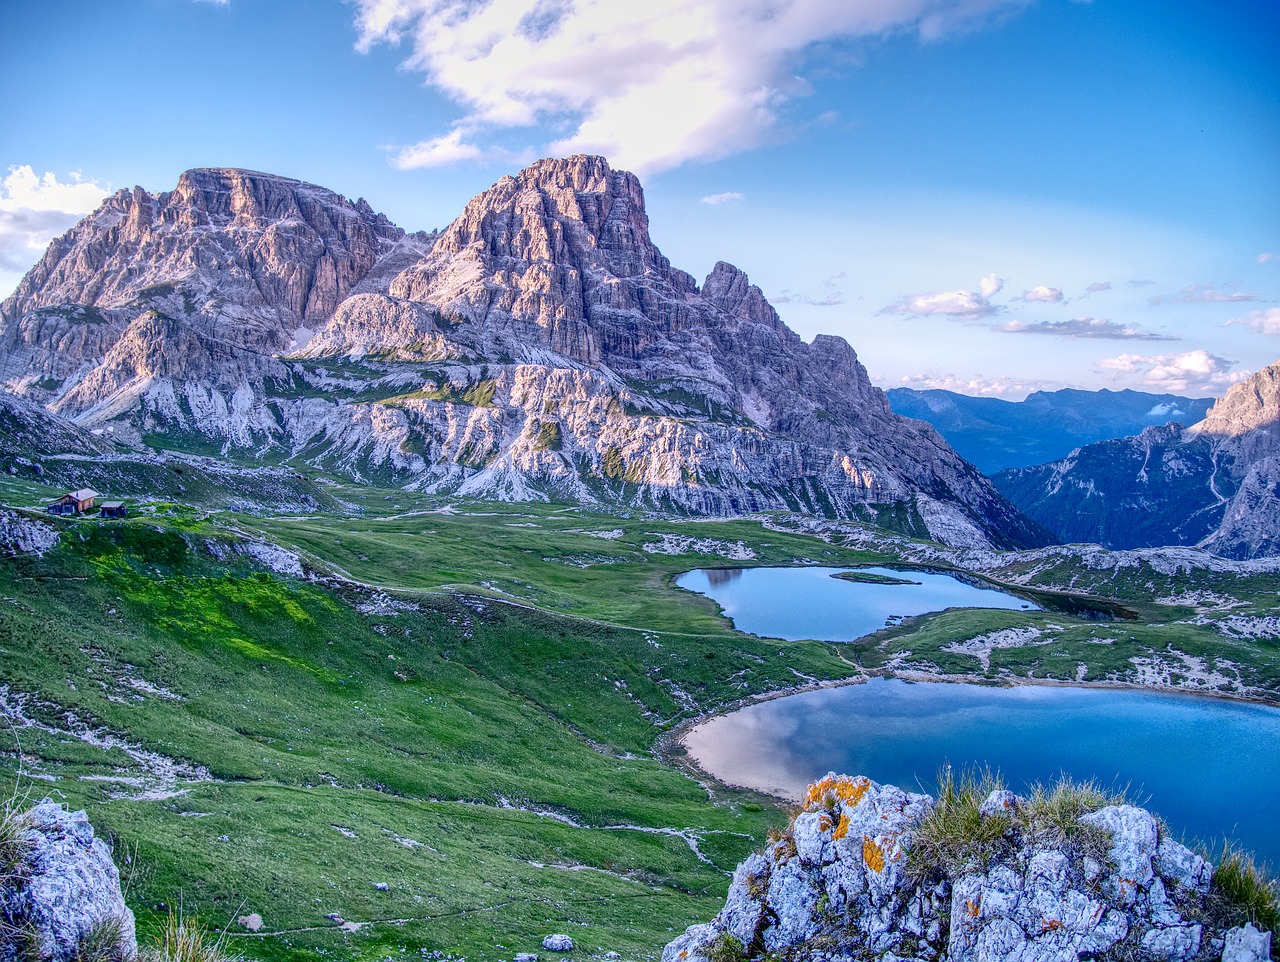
[0,157,1047,549]
[991,362,1280,559]
[886,387,1214,475]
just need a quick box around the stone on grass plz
[542,934,574,952]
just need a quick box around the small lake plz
[676,566,1035,641]
[684,677,1280,865]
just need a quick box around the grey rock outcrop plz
[1,800,136,962]
[0,510,60,557]
[664,774,1273,962]
[995,360,1280,559]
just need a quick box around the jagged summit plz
[0,158,1049,548]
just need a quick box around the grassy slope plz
[0,517,859,961]
[2,494,1278,961]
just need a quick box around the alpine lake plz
[676,565,1280,866]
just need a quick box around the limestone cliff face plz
[307,156,1042,547]
[995,360,1280,559]
[0,157,1048,549]
[0,168,411,410]
[665,774,1273,962]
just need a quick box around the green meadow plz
[2,486,1278,960]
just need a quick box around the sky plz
[2,0,1277,400]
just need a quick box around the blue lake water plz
[684,677,1280,865]
[675,566,1036,641]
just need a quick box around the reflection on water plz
[685,677,1280,865]
[703,567,744,587]
[676,565,1034,641]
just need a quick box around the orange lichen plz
[862,836,885,873]
[832,813,851,841]
[1041,919,1064,933]
[803,774,871,813]
[965,898,981,918]
[817,814,834,833]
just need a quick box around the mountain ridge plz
[993,361,1280,559]
[0,157,1047,548]
[886,386,1215,474]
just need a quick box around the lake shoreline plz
[661,666,1280,803]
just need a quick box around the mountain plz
[0,157,1048,549]
[993,362,1280,559]
[886,387,1214,474]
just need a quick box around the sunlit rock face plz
[0,156,1048,549]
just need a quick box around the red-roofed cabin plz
[46,488,100,515]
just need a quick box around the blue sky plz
[2,0,1276,399]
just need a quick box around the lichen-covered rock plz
[665,773,1275,962]
[541,934,574,952]
[0,800,136,962]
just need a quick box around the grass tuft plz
[142,911,241,962]
[1,800,33,880]
[907,767,1010,882]
[71,915,134,962]
[1207,842,1280,945]
[703,932,748,962]
[1019,775,1122,861]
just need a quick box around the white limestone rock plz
[1222,923,1272,962]
[0,801,136,962]
[0,509,59,557]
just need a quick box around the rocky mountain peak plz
[700,261,786,333]
[1190,359,1280,441]
[411,153,668,276]
[0,158,1050,549]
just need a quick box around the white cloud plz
[891,371,1064,399]
[1084,281,1111,294]
[0,166,109,279]
[1149,282,1257,305]
[881,275,1002,318]
[354,0,1031,175]
[1146,402,1184,417]
[1095,349,1247,395]
[1226,307,1280,336]
[1018,284,1063,303]
[773,289,844,306]
[1258,252,1276,264]
[391,129,534,169]
[997,316,1173,340]
[700,191,744,206]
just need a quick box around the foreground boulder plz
[664,774,1274,962]
[1,800,137,962]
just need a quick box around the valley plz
[0,154,1277,961]
[2,470,1278,960]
